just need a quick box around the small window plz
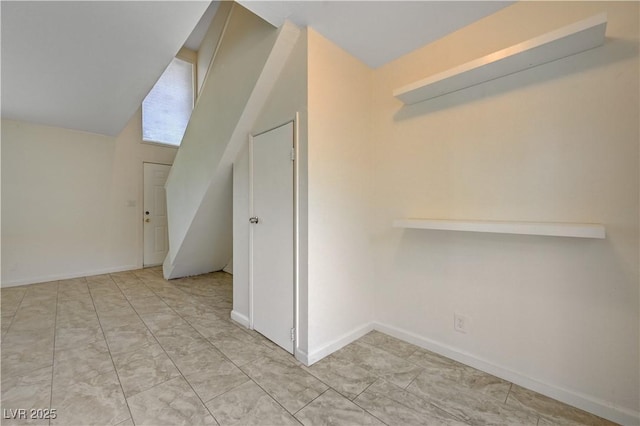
[142,57,194,146]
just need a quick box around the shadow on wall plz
[393,37,639,121]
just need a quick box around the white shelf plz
[393,219,606,239]
[394,13,607,104]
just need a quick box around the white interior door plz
[143,163,171,266]
[251,122,295,354]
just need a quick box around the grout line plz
[505,382,513,405]
[292,387,330,416]
[405,374,419,390]
[112,273,230,425]
[202,378,252,404]
[349,394,390,426]
[88,276,136,425]
[48,281,60,426]
[130,272,304,424]
[352,379,377,401]
[350,380,396,426]
[1,287,28,340]
[241,375,301,423]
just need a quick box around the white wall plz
[371,2,638,423]
[195,1,231,95]
[163,4,300,280]
[232,29,309,347]
[305,29,375,362]
[1,111,178,287]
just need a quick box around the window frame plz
[141,48,197,148]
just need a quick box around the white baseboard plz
[295,348,310,366]
[1,265,139,288]
[373,322,639,426]
[222,259,233,274]
[230,310,250,328]
[305,322,374,366]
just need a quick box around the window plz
[142,57,194,146]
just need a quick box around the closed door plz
[251,122,295,354]
[143,163,171,266]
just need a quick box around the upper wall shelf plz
[393,219,606,239]
[394,13,607,104]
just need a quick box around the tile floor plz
[1,268,616,426]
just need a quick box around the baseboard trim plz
[230,310,250,328]
[373,322,639,426]
[305,322,374,366]
[1,265,139,288]
[295,348,309,366]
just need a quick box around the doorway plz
[250,121,296,354]
[143,162,171,267]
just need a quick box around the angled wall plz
[163,4,300,279]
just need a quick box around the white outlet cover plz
[454,313,469,333]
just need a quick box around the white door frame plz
[141,161,172,268]
[249,114,299,351]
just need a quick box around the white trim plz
[373,322,639,426]
[230,310,250,328]
[305,322,375,366]
[140,139,181,149]
[143,161,173,271]
[295,348,310,366]
[1,265,139,288]
[248,133,255,330]
[249,119,298,355]
[293,112,300,354]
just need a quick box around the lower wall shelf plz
[393,219,606,239]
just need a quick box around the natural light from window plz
[142,57,194,146]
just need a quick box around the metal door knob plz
[249,217,259,224]
[145,218,151,223]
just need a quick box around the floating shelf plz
[393,219,606,239]
[394,13,607,104]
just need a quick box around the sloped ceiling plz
[1,1,513,136]
[238,1,513,68]
[1,1,210,136]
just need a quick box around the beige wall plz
[1,111,178,286]
[371,1,638,422]
[306,29,375,361]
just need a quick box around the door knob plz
[249,217,259,224]
[145,218,151,223]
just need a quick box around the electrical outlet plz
[454,313,469,334]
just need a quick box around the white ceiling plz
[238,1,513,68]
[1,1,210,136]
[1,1,513,136]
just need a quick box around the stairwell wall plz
[163,4,283,278]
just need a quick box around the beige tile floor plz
[1,268,616,426]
